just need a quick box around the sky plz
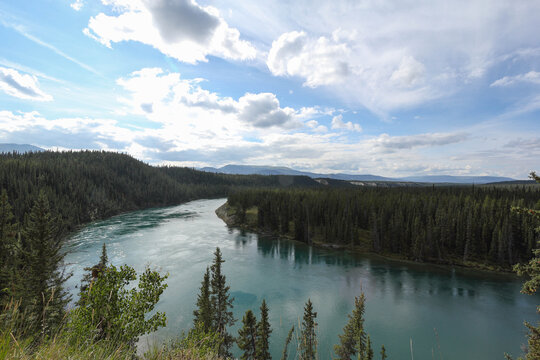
[0,0,539,178]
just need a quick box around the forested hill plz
[225,186,540,270]
[0,151,319,234]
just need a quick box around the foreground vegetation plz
[0,150,538,359]
[225,183,540,270]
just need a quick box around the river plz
[64,198,539,359]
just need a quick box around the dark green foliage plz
[256,299,272,360]
[78,243,108,302]
[72,264,168,346]
[20,191,70,336]
[509,172,540,360]
[299,299,317,360]
[380,345,387,360]
[210,247,235,357]
[365,335,373,360]
[237,310,258,360]
[335,294,367,360]
[281,326,295,360]
[0,150,320,236]
[228,185,540,268]
[193,267,213,332]
[0,189,17,304]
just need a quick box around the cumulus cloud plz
[70,0,84,11]
[254,0,540,116]
[490,71,540,87]
[267,31,351,87]
[0,67,53,101]
[331,115,361,132]
[84,0,256,64]
[237,93,299,128]
[116,67,306,129]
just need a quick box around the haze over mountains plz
[200,165,516,184]
[0,144,516,184]
[0,143,44,153]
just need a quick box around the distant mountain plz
[200,164,393,181]
[0,143,44,153]
[399,175,515,184]
[200,164,516,184]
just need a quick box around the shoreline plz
[215,202,517,276]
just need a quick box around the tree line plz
[227,185,540,269]
[0,150,319,236]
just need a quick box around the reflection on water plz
[64,199,539,360]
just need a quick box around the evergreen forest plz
[226,185,540,269]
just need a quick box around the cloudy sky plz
[0,0,539,178]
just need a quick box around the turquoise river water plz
[64,199,539,359]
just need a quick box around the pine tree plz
[335,294,367,360]
[281,326,295,360]
[193,267,213,332]
[210,247,235,357]
[299,299,317,360]
[237,310,258,360]
[21,191,70,335]
[256,299,272,360]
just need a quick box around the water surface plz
[64,199,539,359]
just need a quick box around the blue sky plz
[0,0,539,178]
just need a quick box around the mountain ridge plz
[200,164,516,184]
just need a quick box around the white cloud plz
[70,0,84,11]
[116,67,309,130]
[267,31,351,87]
[331,115,361,132]
[246,0,540,116]
[490,71,540,87]
[368,132,468,151]
[0,67,53,101]
[84,0,256,64]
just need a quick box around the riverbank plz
[216,202,515,275]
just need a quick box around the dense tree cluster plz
[0,151,319,235]
[228,185,540,268]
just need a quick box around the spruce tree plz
[299,299,317,360]
[237,309,258,360]
[365,335,373,360]
[78,243,108,304]
[380,345,387,360]
[0,189,17,304]
[281,325,295,360]
[256,299,272,360]
[335,294,367,360]
[193,266,213,332]
[210,247,235,357]
[21,191,70,335]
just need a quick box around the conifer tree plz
[78,243,108,304]
[335,294,367,360]
[299,299,317,360]
[21,191,70,335]
[210,247,235,357]
[193,267,213,332]
[509,171,540,360]
[237,309,258,360]
[380,345,387,360]
[0,189,17,304]
[281,325,294,360]
[364,335,373,360]
[256,299,272,360]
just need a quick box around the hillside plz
[0,151,319,234]
[0,143,44,153]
